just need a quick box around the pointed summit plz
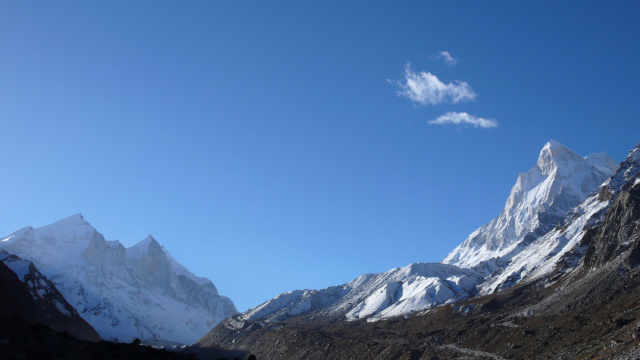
[536,140,584,174]
[39,213,97,237]
[141,234,159,246]
[127,234,162,259]
[542,139,565,150]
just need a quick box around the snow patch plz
[55,301,72,316]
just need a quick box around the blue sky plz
[1,1,639,312]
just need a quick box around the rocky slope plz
[192,141,640,360]
[0,215,237,345]
[0,251,101,341]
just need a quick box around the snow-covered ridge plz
[0,214,237,345]
[235,262,482,325]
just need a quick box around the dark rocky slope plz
[0,258,101,342]
[192,144,640,360]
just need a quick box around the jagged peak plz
[535,140,604,178]
[537,140,582,167]
[131,235,159,247]
[143,234,158,244]
[126,235,165,259]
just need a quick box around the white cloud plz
[437,51,458,66]
[429,112,497,128]
[392,65,476,106]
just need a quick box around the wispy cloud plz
[437,51,458,66]
[429,112,497,128]
[391,65,476,106]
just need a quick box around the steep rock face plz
[443,140,616,270]
[0,251,101,341]
[583,153,640,269]
[0,215,237,345]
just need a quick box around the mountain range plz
[2,139,640,359]
[192,140,640,359]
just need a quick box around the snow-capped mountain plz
[480,141,640,293]
[0,214,237,345]
[443,140,617,270]
[213,141,618,326]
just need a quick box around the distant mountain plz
[193,142,640,359]
[0,250,100,341]
[0,215,238,345]
[210,141,616,326]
